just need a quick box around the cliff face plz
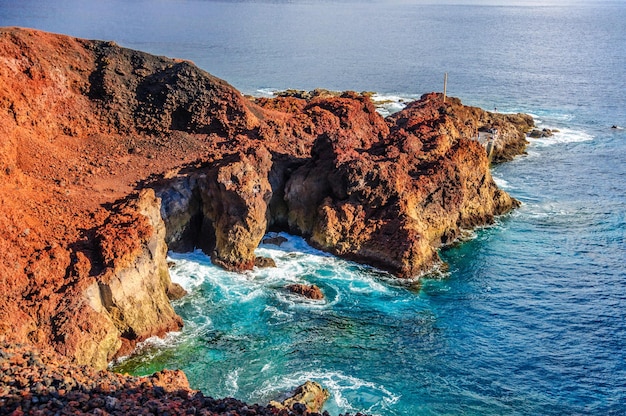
[283,94,522,277]
[0,27,532,366]
[87,190,183,363]
[0,27,225,367]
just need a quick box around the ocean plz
[1,1,625,414]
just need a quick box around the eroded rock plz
[77,190,183,366]
[199,146,274,271]
[529,128,555,138]
[282,93,525,277]
[262,235,288,246]
[286,284,324,300]
[255,256,277,268]
[270,381,330,413]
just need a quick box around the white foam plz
[263,305,292,320]
[370,93,417,117]
[168,250,215,291]
[139,331,183,348]
[110,331,184,367]
[255,88,279,97]
[253,369,400,415]
[348,278,386,294]
[165,233,456,330]
[492,175,510,190]
[259,232,329,255]
[528,127,593,147]
[167,233,399,321]
[225,368,240,395]
[240,287,266,303]
[258,233,394,286]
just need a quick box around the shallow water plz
[3,1,626,414]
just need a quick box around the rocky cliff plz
[0,27,533,368]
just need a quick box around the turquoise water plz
[113,112,626,414]
[2,1,625,414]
[111,125,626,414]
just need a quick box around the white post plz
[443,72,448,103]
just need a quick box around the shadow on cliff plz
[138,150,311,263]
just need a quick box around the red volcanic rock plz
[0,27,254,366]
[285,92,528,277]
[286,284,325,300]
[200,146,274,271]
[0,27,532,370]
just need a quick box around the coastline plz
[0,342,340,415]
[0,27,533,414]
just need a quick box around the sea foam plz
[528,127,593,147]
[370,93,415,117]
[492,175,511,190]
[252,369,400,416]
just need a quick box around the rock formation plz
[262,235,288,246]
[269,381,330,413]
[529,128,556,138]
[280,93,527,277]
[286,284,325,300]
[0,27,533,372]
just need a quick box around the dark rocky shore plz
[0,343,366,416]
[0,27,534,415]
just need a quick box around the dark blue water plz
[2,1,625,414]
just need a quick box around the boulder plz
[286,284,324,300]
[262,235,288,246]
[255,256,277,268]
[269,381,330,413]
[529,128,554,138]
[167,283,188,301]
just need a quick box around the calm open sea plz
[2,1,625,414]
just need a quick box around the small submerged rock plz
[286,284,324,300]
[262,236,288,247]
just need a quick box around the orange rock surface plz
[0,27,533,366]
